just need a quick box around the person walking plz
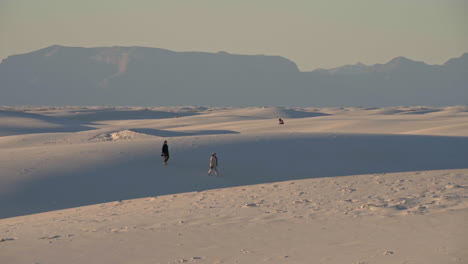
[161,140,169,165]
[207,153,219,177]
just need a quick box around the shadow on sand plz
[130,128,239,137]
[62,109,200,122]
[1,133,467,219]
[0,110,96,136]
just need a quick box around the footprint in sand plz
[242,203,258,208]
[175,257,204,263]
[80,228,97,232]
[39,235,61,240]
[0,238,17,242]
[109,227,129,233]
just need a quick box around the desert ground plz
[0,105,467,264]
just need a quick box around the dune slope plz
[1,169,467,264]
[0,106,467,263]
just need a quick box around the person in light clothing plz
[208,153,219,177]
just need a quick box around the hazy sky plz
[1,0,467,71]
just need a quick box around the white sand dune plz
[0,106,467,263]
[1,169,467,264]
[203,107,329,119]
[47,107,201,122]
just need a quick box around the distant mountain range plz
[0,45,466,106]
[314,54,468,75]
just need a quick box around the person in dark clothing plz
[161,140,169,165]
[279,118,284,125]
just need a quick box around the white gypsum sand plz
[0,106,467,264]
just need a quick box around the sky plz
[0,0,467,71]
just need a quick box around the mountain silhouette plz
[0,46,466,106]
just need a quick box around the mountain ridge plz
[311,54,468,76]
[3,45,466,73]
[0,46,466,106]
